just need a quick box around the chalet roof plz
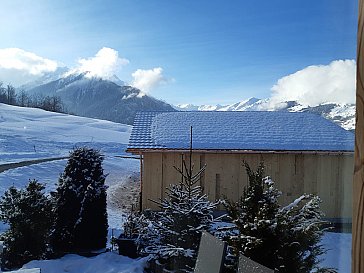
[127,111,354,152]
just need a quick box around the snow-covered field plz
[0,104,352,273]
[0,103,131,164]
[0,103,139,230]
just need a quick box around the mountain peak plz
[24,72,175,124]
[174,98,355,131]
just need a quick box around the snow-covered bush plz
[123,212,146,239]
[51,147,108,254]
[134,156,220,272]
[0,180,53,269]
[223,162,332,273]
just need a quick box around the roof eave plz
[126,148,354,155]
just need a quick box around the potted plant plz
[116,213,140,258]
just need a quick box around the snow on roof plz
[127,111,354,152]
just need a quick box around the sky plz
[0,0,358,105]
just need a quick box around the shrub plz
[0,180,53,269]
[223,162,331,273]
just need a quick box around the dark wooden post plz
[139,152,143,212]
[353,1,364,272]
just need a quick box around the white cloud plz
[0,47,172,92]
[0,48,58,86]
[69,47,129,79]
[131,67,167,95]
[266,59,356,109]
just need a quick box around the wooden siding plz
[141,152,353,220]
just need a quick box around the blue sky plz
[0,0,358,105]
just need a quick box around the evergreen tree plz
[0,180,53,269]
[223,162,330,273]
[51,147,108,253]
[136,151,219,272]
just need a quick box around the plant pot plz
[116,237,138,258]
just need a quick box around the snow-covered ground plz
[0,103,139,231]
[0,104,352,272]
[13,231,350,273]
[22,253,148,273]
[0,103,131,164]
[320,232,351,272]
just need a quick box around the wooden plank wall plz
[142,152,353,220]
[142,153,163,209]
[353,0,364,271]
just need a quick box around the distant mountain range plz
[24,72,174,125]
[175,98,355,131]
[19,70,355,130]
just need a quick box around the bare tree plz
[6,84,17,105]
[17,90,30,107]
[0,82,6,103]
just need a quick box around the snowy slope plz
[218,97,261,111]
[0,103,131,164]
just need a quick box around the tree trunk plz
[353,1,364,272]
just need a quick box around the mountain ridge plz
[174,98,355,131]
[24,73,175,125]
[20,71,355,130]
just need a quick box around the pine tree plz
[223,162,330,273]
[51,147,108,253]
[0,180,53,269]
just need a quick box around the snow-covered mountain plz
[24,73,175,124]
[175,103,225,111]
[175,97,264,112]
[20,67,126,90]
[175,98,355,131]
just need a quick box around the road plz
[0,157,68,173]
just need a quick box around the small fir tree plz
[0,180,53,269]
[223,162,331,273]
[135,128,219,272]
[51,147,108,253]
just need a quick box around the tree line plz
[0,82,66,113]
